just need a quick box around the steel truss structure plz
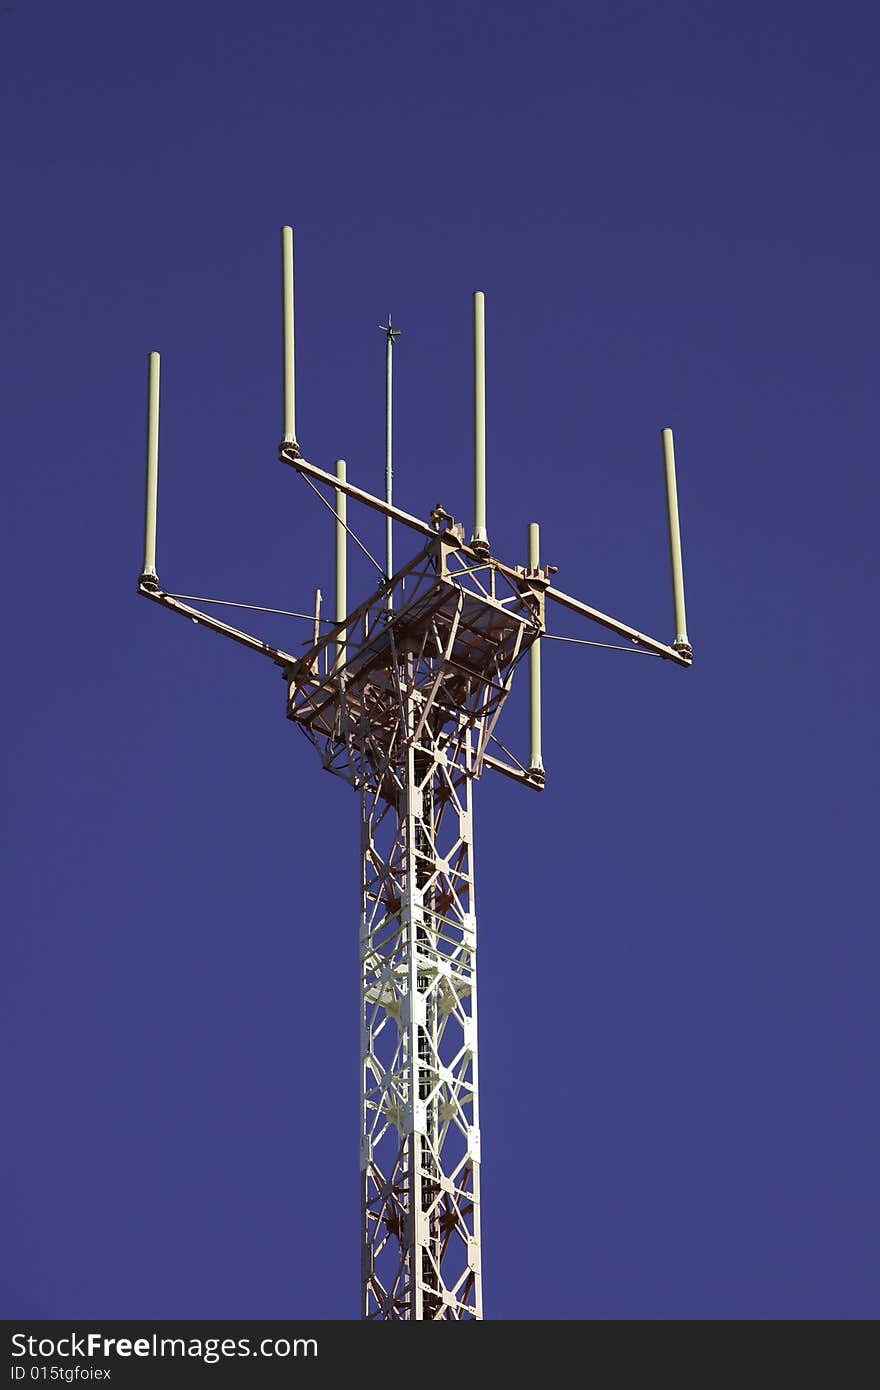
[287,533,544,1317]
[137,228,693,1320]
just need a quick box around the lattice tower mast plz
[137,227,693,1320]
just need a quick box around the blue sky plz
[2,0,877,1319]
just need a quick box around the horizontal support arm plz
[279,446,692,668]
[138,583,299,667]
[483,752,545,791]
[545,585,691,666]
[280,447,438,542]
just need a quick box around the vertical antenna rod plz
[334,458,347,670]
[140,351,160,587]
[471,291,488,552]
[281,226,297,447]
[527,522,544,774]
[312,588,322,652]
[661,427,691,655]
[379,315,400,610]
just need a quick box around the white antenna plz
[661,428,691,656]
[281,226,297,449]
[527,522,544,776]
[471,291,488,554]
[334,458,347,670]
[140,351,160,589]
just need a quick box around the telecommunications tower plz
[137,227,693,1319]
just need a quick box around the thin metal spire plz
[379,314,401,611]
